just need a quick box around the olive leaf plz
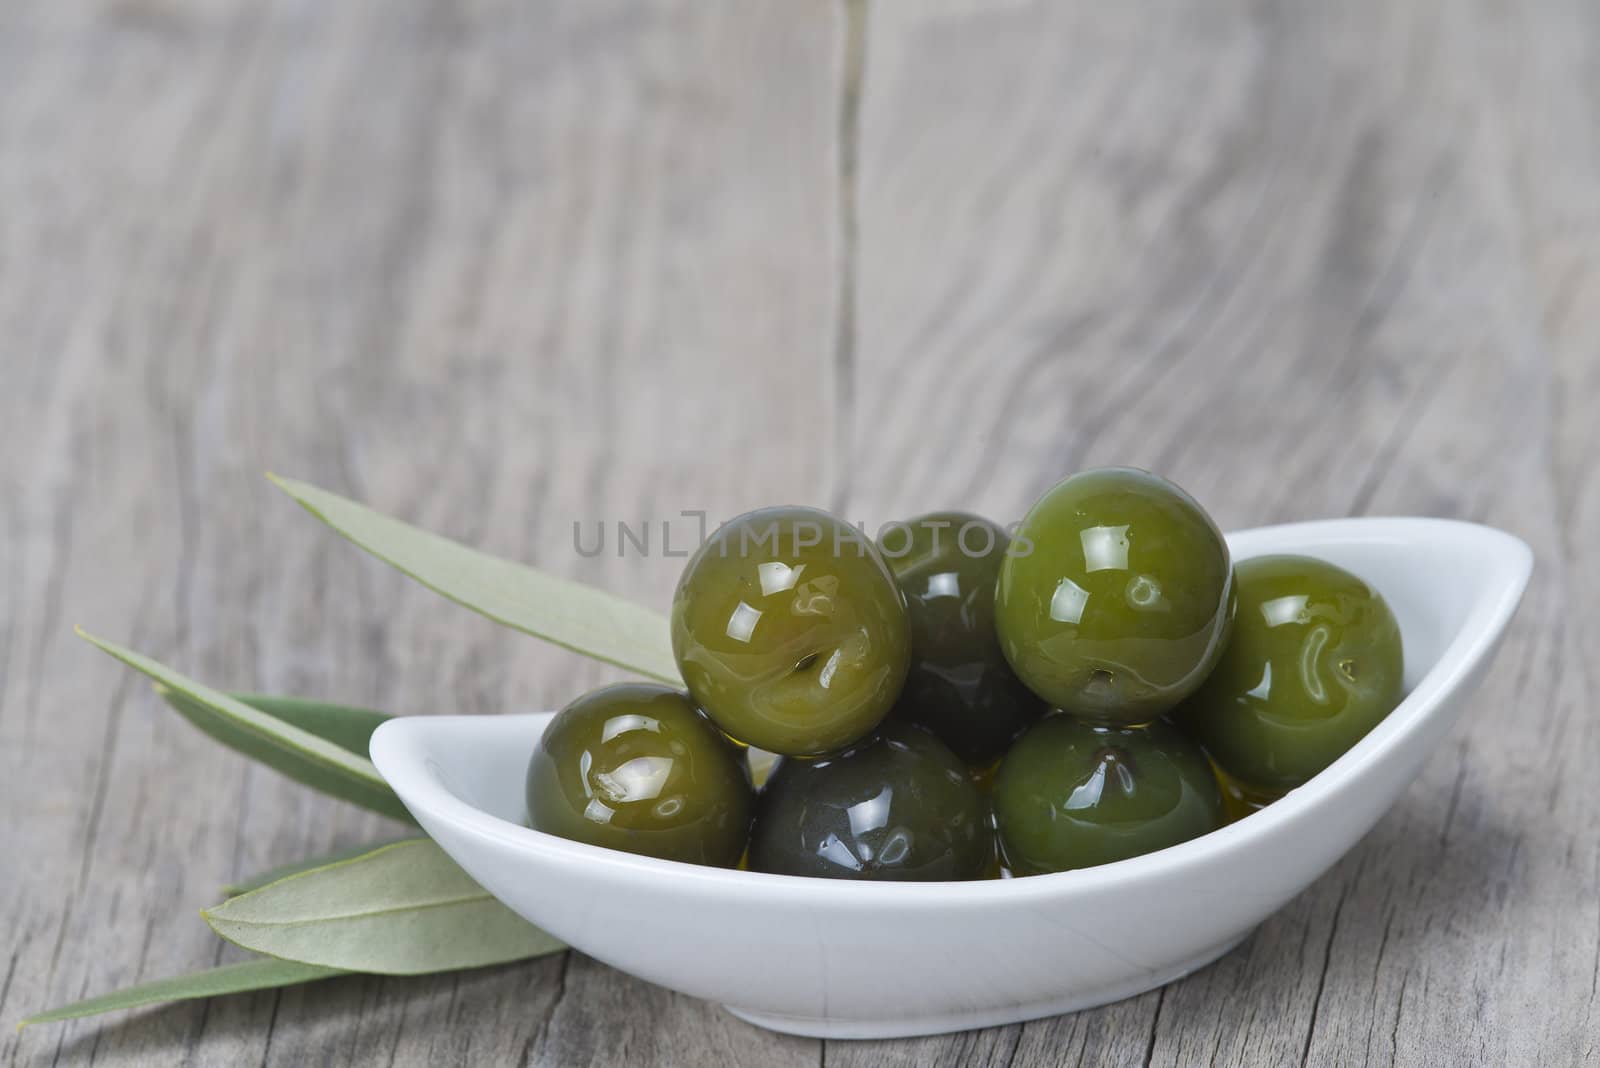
[77,630,414,824]
[19,958,345,1028]
[184,692,393,760]
[204,839,565,975]
[21,841,560,1028]
[155,687,412,823]
[267,473,681,683]
[224,837,421,897]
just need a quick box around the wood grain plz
[2,0,1595,1064]
[845,4,1593,1065]
[0,2,835,1066]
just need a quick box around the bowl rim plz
[370,516,1532,906]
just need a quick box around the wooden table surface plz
[4,1,1596,1064]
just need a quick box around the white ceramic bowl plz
[370,518,1531,1039]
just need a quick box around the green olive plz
[878,512,1046,764]
[526,683,754,867]
[1212,759,1276,823]
[671,507,912,757]
[992,715,1223,874]
[994,467,1234,725]
[1170,554,1404,794]
[749,723,992,881]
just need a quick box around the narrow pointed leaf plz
[224,837,421,896]
[215,692,392,757]
[268,473,680,683]
[19,958,344,1028]
[78,630,414,824]
[204,840,565,975]
[160,689,395,765]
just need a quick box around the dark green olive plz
[1212,759,1275,823]
[749,723,992,881]
[526,683,754,867]
[1170,554,1404,794]
[994,467,1235,725]
[877,512,1046,764]
[671,506,912,757]
[992,715,1223,874]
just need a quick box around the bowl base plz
[723,931,1250,1040]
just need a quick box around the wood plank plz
[0,1,836,1065]
[845,1,1592,1064]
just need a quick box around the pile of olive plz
[526,468,1405,880]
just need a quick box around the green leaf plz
[268,473,680,683]
[18,957,344,1029]
[204,840,565,975]
[78,630,415,824]
[217,692,392,758]
[159,689,395,768]
[224,837,421,896]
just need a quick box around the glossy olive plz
[1212,759,1276,824]
[878,512,1047,764]
[526,683,754,867]
[749,722,992,881]
[994,467,1235,725]
[671,507,912,757]
[992,714,1223,874]
[1170,554,1404,794]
